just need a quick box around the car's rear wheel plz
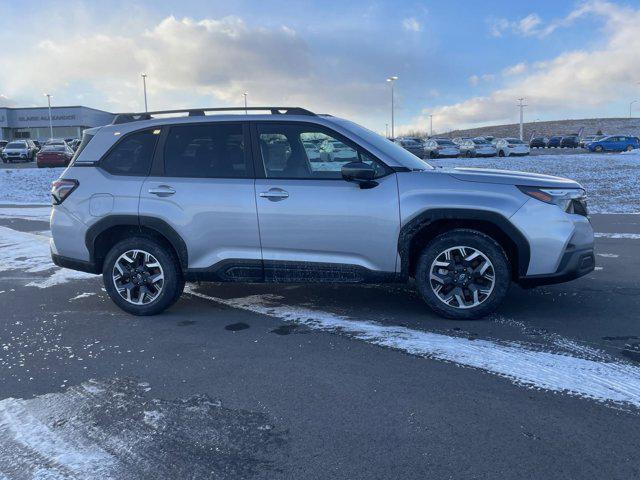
[415,229,511,319]
[626,145,634,152]
[103,236,184,316]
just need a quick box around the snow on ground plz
[0,167,62,205]
[431,151,640,213]
[0,378,281,479]
[187,286,640,409]
[0,225,95,286]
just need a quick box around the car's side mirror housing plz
[341,161,378,189]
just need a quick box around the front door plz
[139,122,262,279]
[252,122,400,282]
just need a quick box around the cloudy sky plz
[1,0,639,134]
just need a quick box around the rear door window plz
[100,129,160,176]
[164,123,251,178]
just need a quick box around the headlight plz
[518,186,588,216]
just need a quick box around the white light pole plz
[385,123,389,138]
[630,100,638,118]
[141,73,148,112]
[517,98,527,140]
[429,114,433,137]
[386,76,398,139]
[243,92,248,114]
[44,93,53,139]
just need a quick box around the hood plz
[444,167,582,188]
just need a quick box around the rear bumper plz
[51,252,99,274]
[517,247,595,287]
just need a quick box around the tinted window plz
[164,123,249,178]
[257,123,389,180]
[435,140,455,146]
[100,129,159,176]
[6,142,26,148]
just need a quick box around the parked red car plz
[36,144,74,168]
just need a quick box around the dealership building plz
[0,106,115,141]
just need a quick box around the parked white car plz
[495,138,531,157]
[459,138,498,158]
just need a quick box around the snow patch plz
[0,168,62,205]
[186,286,640,409]
[595,232,640,239]
[0,378,282,478]
[0,225,96,286]
[597,253,619,258]
[69,292,97,301]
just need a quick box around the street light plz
[630,100,638,118]
[429,114,433,137]
[44,93,53,139]
[386,76,398,139]
[243,92,248,114]
[141,73,148,112]
[517,98,527,141]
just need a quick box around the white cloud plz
[468,74,494,86]
[402,17,422,32]
[0,15,388,123]
[502,62,527,76]
[409,1,640,132]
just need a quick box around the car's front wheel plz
[594,145,603,152]
[415,229,511,319]
[103,236,184,316]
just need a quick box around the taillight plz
[51,179,78,205]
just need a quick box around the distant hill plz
[438,118,640,139]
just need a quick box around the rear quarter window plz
[100,129,160,176]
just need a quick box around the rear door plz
[251,121,400,281]
[139,122,262,278]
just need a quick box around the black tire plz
[415,229,511,320]
[466,151,473,158]
[594,145,603,153]
[498,150,505,157]
[626,145,634,152]
[103,236,184,316]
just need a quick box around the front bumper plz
[517,247,595,287]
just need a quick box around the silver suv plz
[50,107,595,319]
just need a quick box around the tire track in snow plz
[187,286,640,409]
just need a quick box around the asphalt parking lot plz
[0,205,639,479]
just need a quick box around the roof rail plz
[111,106,316,125]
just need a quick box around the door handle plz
[148,185,176,197]
[259,189,289,201]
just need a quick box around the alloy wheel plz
[112,249,164,305]
[429,245,495,309]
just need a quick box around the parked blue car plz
[586,135,639,152]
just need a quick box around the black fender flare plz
[398,208,530,278]
[85,215,189,271]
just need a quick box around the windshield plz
[6,142,26,148]
[334,118,432,170]
[436,140,455,146]
[507,139,524,144]
[473,139,489,145]
[43,145,67,152]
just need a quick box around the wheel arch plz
[398,209,530,280]
[85,215,188,273]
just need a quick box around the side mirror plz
[341,161,375,181]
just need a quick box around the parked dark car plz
[36,144,75,168]
[560,136,580,148]
[530,137,548,148]
[547,136,563,148]
[394,137,425,158]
